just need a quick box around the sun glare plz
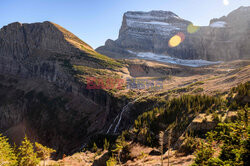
[168,32,186,48]
[169,35,182,48]
[187,23,200,34]
[223,0,229,6]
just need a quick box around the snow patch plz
[125,12,180,21]
[126,19,180,32]
[143,21,170,26]
[210,21,227,28]
[128,51,222,67]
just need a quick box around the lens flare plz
[223,0,229,6]
[177,32,185,42]
[187,23,200,34]
[168,35,181,48]
[168,32,185,48]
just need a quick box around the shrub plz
[106,156,117,166]
[192,141,214,166]
[207,157,224,166]
[179,136,199,155]
[112,136,129,164]
[212,112,220,123]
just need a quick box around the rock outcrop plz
[97,6,250,61]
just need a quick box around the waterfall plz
[106,95,147,134]
[106,101,132,134]
[113,102,132,133]
[106,114,119,134]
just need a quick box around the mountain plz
[96,6,250,62]
[0,21,125,156]
[0,21,121,75]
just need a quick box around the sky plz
[0,0,250,49]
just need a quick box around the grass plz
[73,65,126,93]
[167,81,205,94]
[50,22,123,70]
[170,87,191,93]
[73,65,108,76]
[206,75,221,81]
[188,81,204,88]
[193,88,204,93]
[80,45,123,70]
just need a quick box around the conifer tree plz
[17,136,40,166]
[35,142,56,166]
[92,142,98,152]
[112,136,127,166]
[0,134,17,166]
[167,128,172,166]
[103,138,110,151]
[159,131,164,166]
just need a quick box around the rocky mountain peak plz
[0,21,95,59]
[97,7,250,62]
[209,6,250,30]
[0,21,121,81]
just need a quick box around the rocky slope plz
[0,21,127,156]
[97,6,250,62]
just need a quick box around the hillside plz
[0,21,126,156]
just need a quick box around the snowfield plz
[126,19,181,33]
[210,21,227,28]
[143,21,170,26]
[128,51,222,67]
[125,12,180,21]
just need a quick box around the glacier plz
[128,51,222,67]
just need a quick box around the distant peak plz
[238,6,250,9]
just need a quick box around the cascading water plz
[106,101,133,134]
[106,95,150,134]
[113,102,133,133]
[106,114,119,134]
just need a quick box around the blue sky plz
[0,0,249,48]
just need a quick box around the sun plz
[223,0,229,6]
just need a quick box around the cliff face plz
[118,11,191,53]
[0,21,125,155]
[97,10,191,59]
[96,7,250,61]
